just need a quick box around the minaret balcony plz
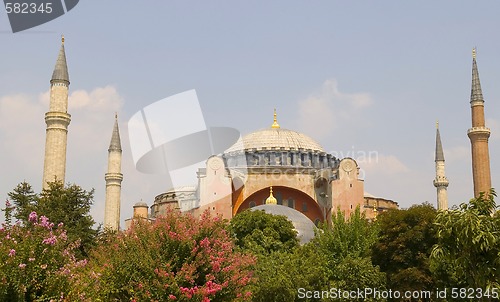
[467,127,491,137]
[433,179,449,187]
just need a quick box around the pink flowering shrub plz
[67,209,255,301]
[0,202,79,301]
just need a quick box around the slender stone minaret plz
[433,121,449,210]
[467,48,492,198]
[42,36,71,189]
[104,114,123,231]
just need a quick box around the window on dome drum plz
[276,192,282,205]
[302,202,308,212]
[249,201,256,208]
[287,198,295,209]
[314,218,320,227]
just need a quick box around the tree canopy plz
[372,203,438,293]
[8,181,97,257]
[431,189,500,292]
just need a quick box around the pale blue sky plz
[1,1,500,225]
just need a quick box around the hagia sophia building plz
[41,38,492,233]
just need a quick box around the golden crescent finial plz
[472,47,476,59]
[115,112,118,120]
[265,186,277,204]
[61,35,65,44]
[271,108,280,128]
[436,120,439,129]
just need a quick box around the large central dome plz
[225,127,325,153]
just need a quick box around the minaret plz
[104,114,123,231]
[467,48,492,198]
[433,121,449,210]
[42,36,71,189]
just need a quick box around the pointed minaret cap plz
[435,121,445,162]
[109,113,122,152]
[51,35,70,85]
[470,47,484,103]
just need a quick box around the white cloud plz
[297,79,373,139]
[359,154,409,179]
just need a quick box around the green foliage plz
[249,245,329,302]
[67,210,255,301]
[431,189,500,291]
[229,209,328,301]
[372,203,437,293]
[314,206,378,266]
[229,209,299,254]
[8,181,98,258]
[312,207,386,299]
[8,182,37,223]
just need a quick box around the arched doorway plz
[235,186,323,224]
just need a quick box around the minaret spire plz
[108,113,122,152]
[467,49,492,198]
[435,121,445,162]
[104,114,123,231]
[51,35,69,85]
[433,121,448,210]
[42,37,71,189]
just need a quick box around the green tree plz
[431,189,500,294]
[229,209,299,254]
[372,203,437,295]
[312,207,386,300]
[8,181,97,258]
[229,209,328,302]
[7,181,37,222]
[249,245,329,302]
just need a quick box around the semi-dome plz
[225,128,325,153]
[251,204,317,244]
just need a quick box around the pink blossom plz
[40,264,47,269]
[40,216,50,228]
[28,211,38,223]
[42,234,57,245]
[18,263,26,269]
[28,258,35,262]
[168,295,177,300]
[8,249,15,257]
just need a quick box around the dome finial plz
[472,47,476,59]
[271,108,280,128]
[265,186,277,204]
[61,34,65,44]
[436,120,439,129]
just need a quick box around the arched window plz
[287,198,295,209]
[276,191,283,205]
[314,218,321,227]
[249,201,256,208]
[302,202,308,212]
